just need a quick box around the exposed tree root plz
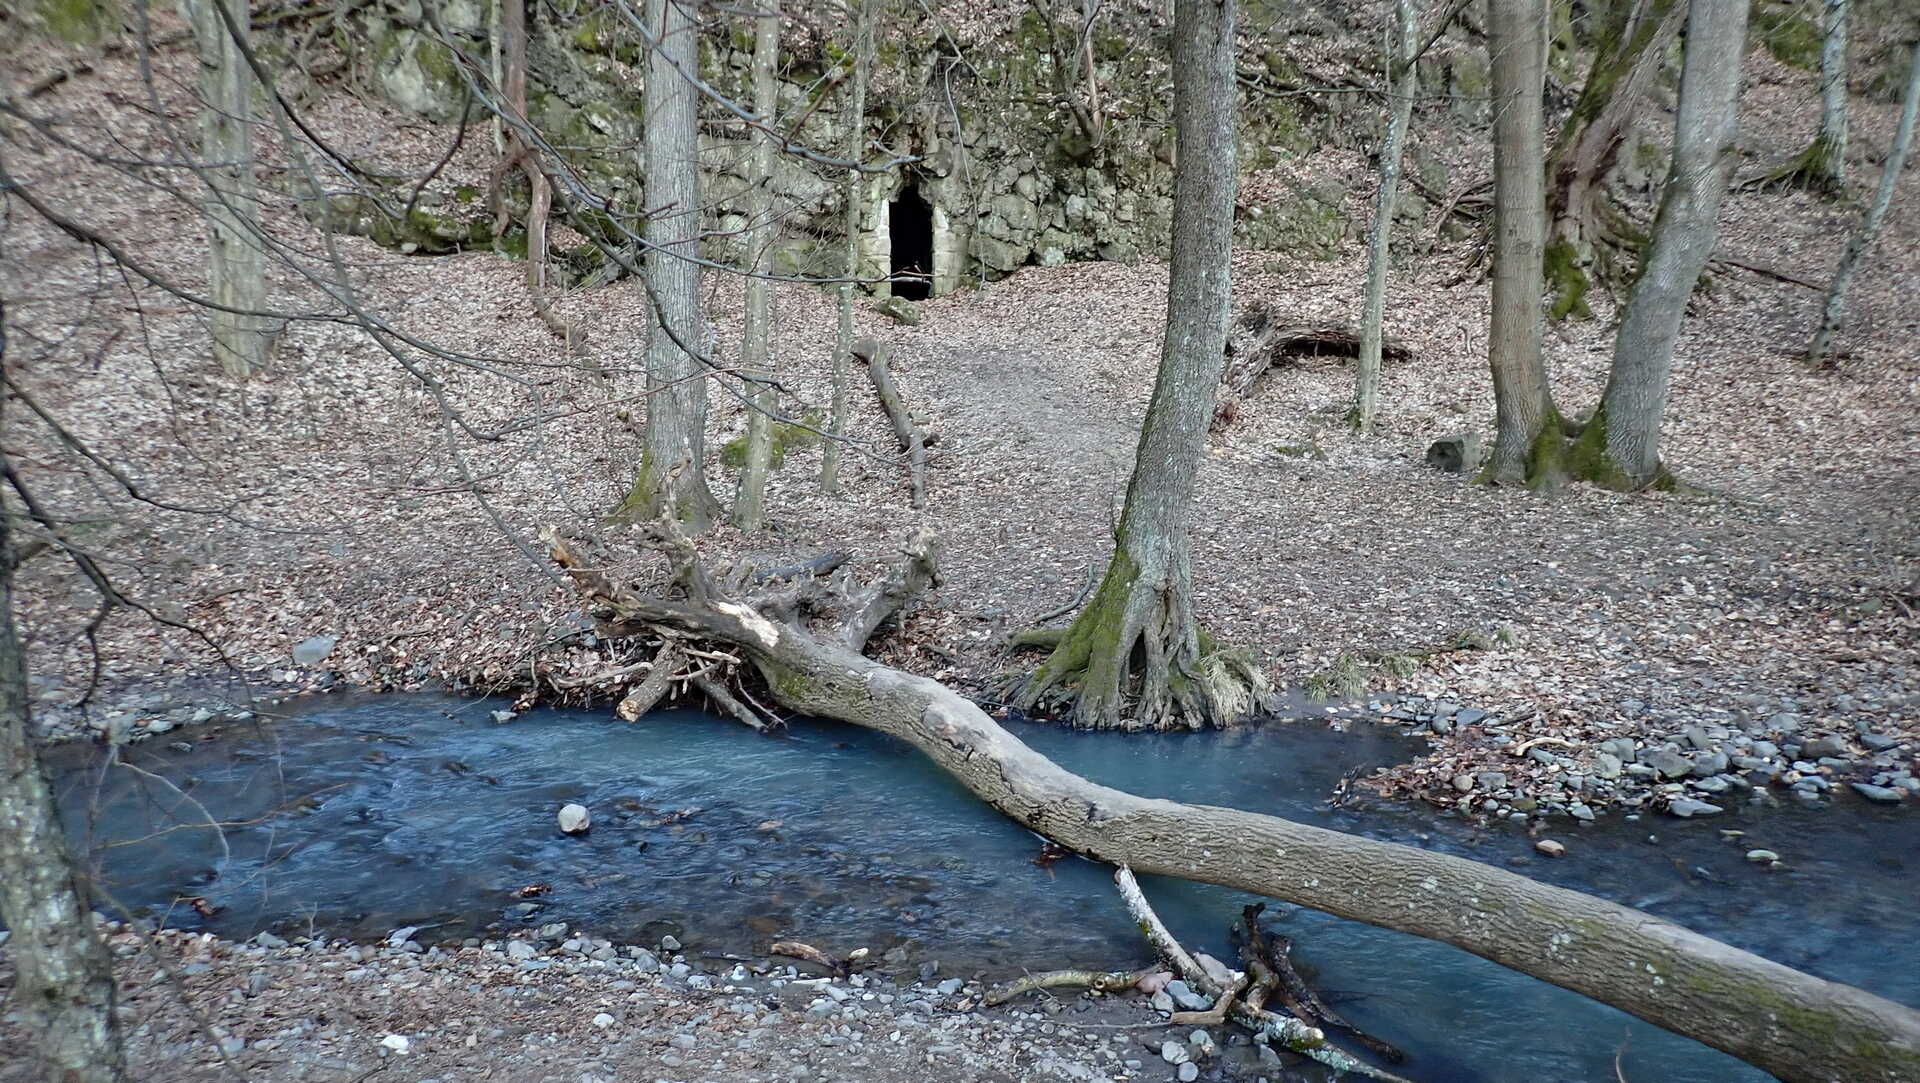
[542,517,1920,1083]
[1008,558,1266,731]
[1217,303,1410,428]
[1746,134,1845,197]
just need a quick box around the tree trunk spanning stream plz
[544,521,1920,1083]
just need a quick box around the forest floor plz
[4,25,1916,825]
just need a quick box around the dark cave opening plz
[889,184,934,301]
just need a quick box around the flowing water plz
[44,694,1919,1083]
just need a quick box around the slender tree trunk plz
[1813,0,1850,183]
[731,0,780,530]
[821,0,869,497]
[0,315,128,1083]
[1480,0,1560,487]
[1015,0,1263,731]
[1570,0,1749,489]
[1543,0,1684,319]
[623,0,722,529]
[183,0,272,378]
[1808,38,1919,366]
[1353,0,1417,433]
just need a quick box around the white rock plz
[591,1013,615,1029]
[558,804,591,834]
[379,1034,410,1055]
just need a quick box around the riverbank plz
[0,920,1252,1083]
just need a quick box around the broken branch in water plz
[1115,867,1412,1081]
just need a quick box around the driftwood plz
[1241,904,1405,1063]
[852,338,930,509]
[543,519,1920,1083]
[1115,868,1408,1079]
[982,967,1158,1006]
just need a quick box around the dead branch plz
[1222,304,1411,401]
[854,338,931,509]
[615,645,679,721]
[983,967,1158,1006]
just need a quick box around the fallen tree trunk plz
[545,522,1920,1083]
[854,338,930,509]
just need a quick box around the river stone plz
[1451,773,1475,793]
[1475,771,1508,792]
[506,940,538,960]
[1534,839,1566,857]
[558,804,591,834]
[291,635,338,666]
[1746,849,1780,864]
[1802,735,1847,759]
[1165,980,1211,1012]
[1593,752,1623,779]
[1861,733,1896,751]
[936,978,963,996]
[1667,798,1724,818]
[1851,783,1904,804]
[1691,751,1729,777]
[1160,1039,1190,1065]
[592,1012,615,1029]
[1179,1063,1200,1082]
[1149,990,1174,1014]
[1642,748,1693,779]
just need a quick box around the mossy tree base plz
[1752,134,1845,198]
[1477,405,1580,490]
[1009,552,1265,731]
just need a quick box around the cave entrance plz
[889,184,934,300]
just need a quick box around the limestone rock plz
[557,803,592,834]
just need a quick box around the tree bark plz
[546,523,1920,1083]
[1813,0,1850,185]
[1353,0,1417,433]
[1569,0,1750,489]
[183,0,273,379]
[731,0,780,531]
[1013,0,1259,731]
[1480,0,1560,487]
[1808,38,1919,366]
[856,338,929,509]
[622,0,722,529]
[0,315,128,1082]
[1542,0,1684,320]
[820,0,869,497]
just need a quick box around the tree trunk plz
[1353,0,1417,433]
[1813,0,1850,184]
[183,0,273,379]
[1480,0,1561,487]
[1808,38,1919,366]
[622,0,722,529]
[730,0,780,530]
[547,523,1920,1083]
[821,0,869,497]
[0,332,127,1082]
[1543,0,1684,319]
[1014,0,1263,731]
[1569,0,1750,489]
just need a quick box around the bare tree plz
[1808,36,1919,366]
[182,0,273,377]
[1013,0,1264,730]
[821,0,870,497]
[1568,0,1751,489]
[622,0,723,529]
[1767,0,1850,193]
[1480,0,1561,486]
[1353,0,1417,432]
[1543,0,1685,319]
[0,302,128,1083]
[731,0,781,530]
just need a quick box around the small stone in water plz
[1745,849,1780,864]
[1534,839,1566,858]
[558,804,591,834]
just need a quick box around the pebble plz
[1851,783,1904,804]
[506,941,538,961]
[1745,849,1780,864]
[1178,1063,1200,1082]
[1666,798,1724,818]
[379,1034,410,1055]
[557,804,591,835]
[1534,839,1566,857]
[591,1013,615,1029]
[935,978,963,996]
[1160,1039,1190,1065]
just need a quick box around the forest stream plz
[44,695,1920,1083]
